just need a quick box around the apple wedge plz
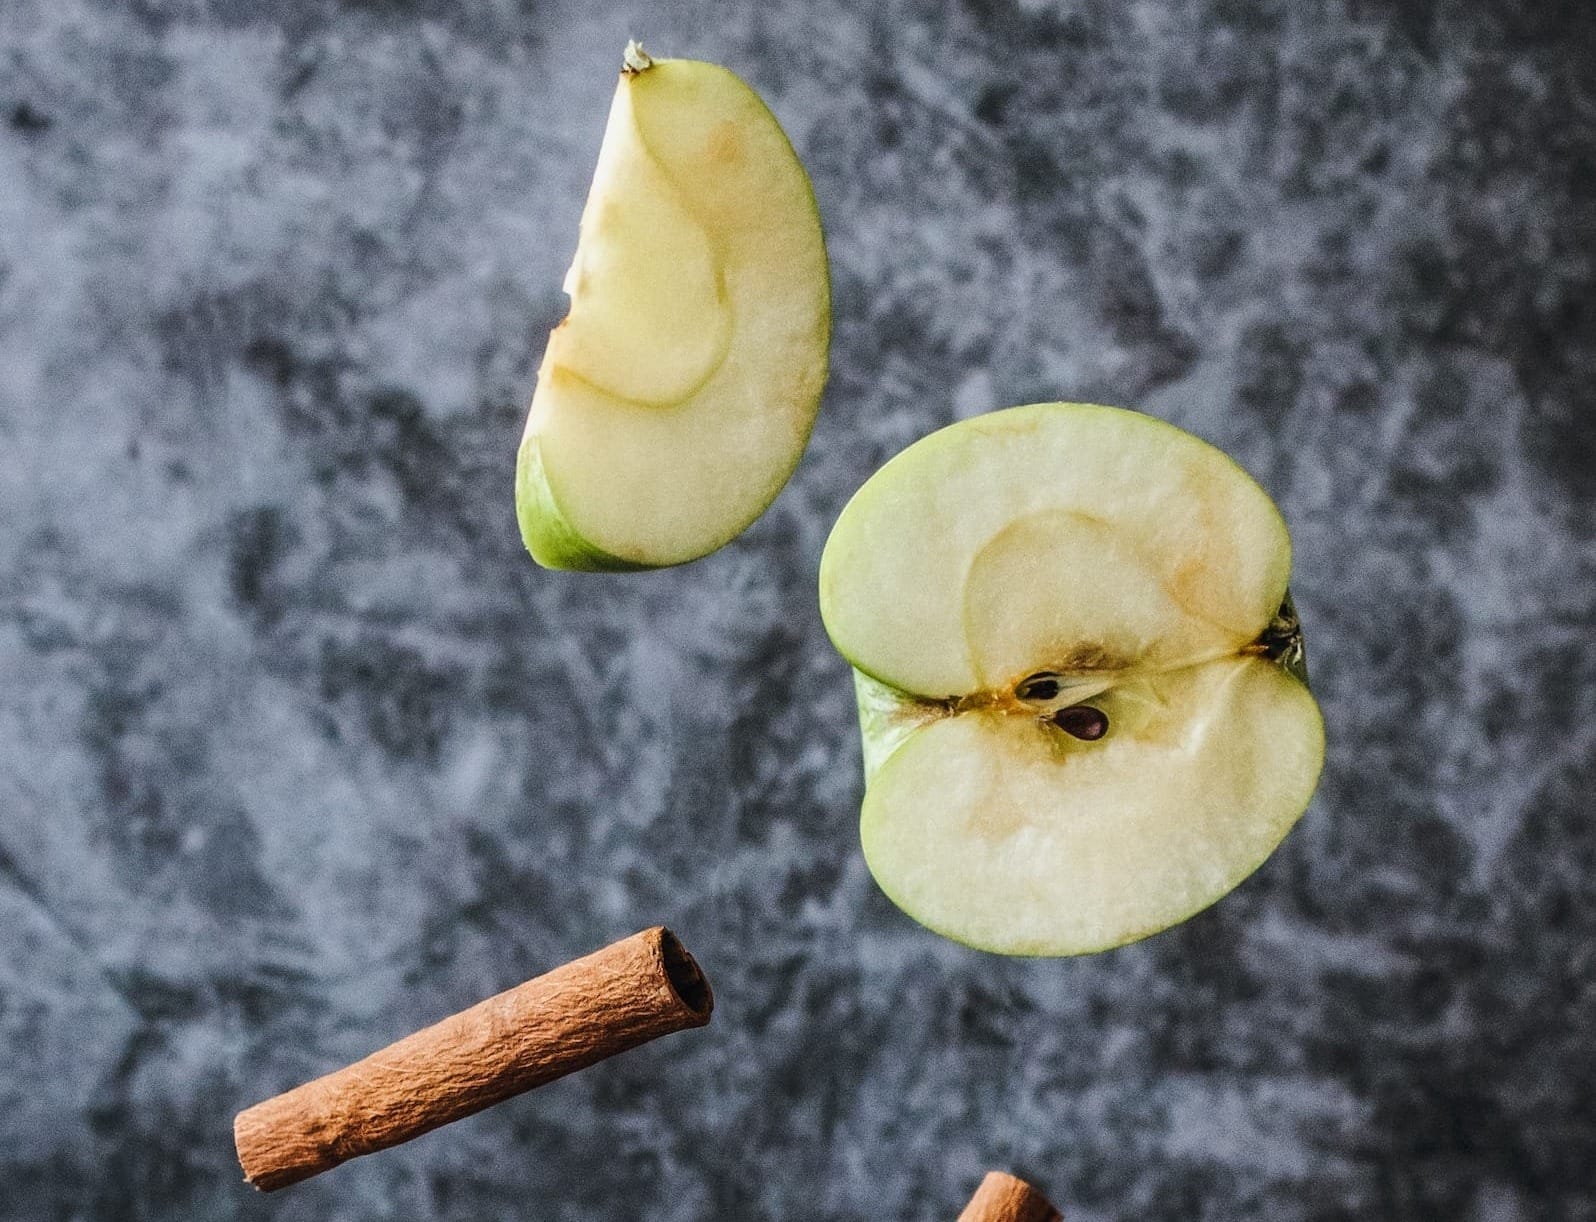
[516,43,830,571]
[819,403,1324,956]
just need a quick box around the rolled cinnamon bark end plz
[957,1170,1063,1222]
[234,926,712,1192]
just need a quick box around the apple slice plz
[819,403,1324,955]
[516,43,830,571]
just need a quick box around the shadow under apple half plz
[516,43,830,571]
[819,403,1325,956]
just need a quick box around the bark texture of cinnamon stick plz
[234,926,712,1191]
[957,1170,1063,1222]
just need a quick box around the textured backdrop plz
[2,0,1594,1218]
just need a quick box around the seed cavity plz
[1052,705,1109,741]
[1017,673,1061,702]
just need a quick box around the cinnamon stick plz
[958,1170,1063,1222]
[234,926,712,1191]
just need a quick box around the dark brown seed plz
[1017,675,1061,701]
[1052,705,1108,741]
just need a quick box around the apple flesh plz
[819,403,1324,955]
[516,43,830,571]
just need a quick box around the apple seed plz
[1052,705,1109,741]
[1017,674,1062,701]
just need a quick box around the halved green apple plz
[819,403,1324,955]
[516,43,830,571]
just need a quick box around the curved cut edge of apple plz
[514,434,656,573]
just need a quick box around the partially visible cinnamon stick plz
[234,926,712,1191]
[958,1170,1063,1222]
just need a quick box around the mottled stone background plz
[2,0,1593,1218]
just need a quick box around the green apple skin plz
[820,402,1325,956]
[516,50,830,573]
[515,434,650,573]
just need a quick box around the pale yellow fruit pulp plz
[517,51,829,571]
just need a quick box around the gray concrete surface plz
[2,0,1593,1217]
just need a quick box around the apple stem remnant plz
[622,40,655,75]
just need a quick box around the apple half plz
[819,403,1324,955]
[516,43,830,571]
